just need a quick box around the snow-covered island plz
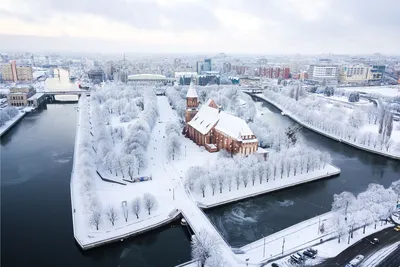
[256,84,400,160]
[71,81,342,266]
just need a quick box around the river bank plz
[196,164,340,209]
[253,93,400,160]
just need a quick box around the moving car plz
[346,255,364,267]
[370,238,379,244]
[271,263,280,267]
[394,226,400,231]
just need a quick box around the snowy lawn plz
[341,85,400,98]
[194,164,340,208]
[317,94,370,106]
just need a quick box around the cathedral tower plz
[185,80,199,123]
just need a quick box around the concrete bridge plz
[42,90,90,96]
[240,88,264,94]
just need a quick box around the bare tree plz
[265,164,271,182]
[217,173,225,194]
[209,174,217,196]
[89,210,101,230]
[122,202,129,222]
[143,193,157,215]
[235,172,241,190]
[286,159,292,177]
[257,164,264,184]
[280,159,285,178]
[106,205,118,226]
[241,169,249,188]
[199,178,207,198]
[226,173,232,192]
[131,197,141,219]
[292,158,299,176]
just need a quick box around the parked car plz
[394,226,400,231]
[307,248,318,255]
[271,263,280,267]
[303,250,316,259]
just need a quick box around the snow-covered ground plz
[360,241,400,267]
[256,93,400,160]
[0,111,26,137]
[316,94,370,106]
[341,85,400,98]
[71,94,180,248]
[361,122,400,145]
[194,164,340,209]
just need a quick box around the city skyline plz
[1,0,399,54]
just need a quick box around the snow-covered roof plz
[27,93,45,101]
[215,111,255,140]
[188,105,219,135]
[186,81,198,98]
[188,98,256,141]
[127,74,166,81]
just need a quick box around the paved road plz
[376,245,400,267]
[315,225,400,266]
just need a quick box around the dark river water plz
[206,98,400,247]
[1,104,191,267]
[1,96,399,267]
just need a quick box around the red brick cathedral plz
[184,82,259,155]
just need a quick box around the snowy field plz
[194,164,340,208]
[316,94,370,106]
[341,85,400,98]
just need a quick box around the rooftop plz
[127,74,167,80]
[186,81,198,98]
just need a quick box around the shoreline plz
[196,165,341,209]
[0,112,26,137]
[252,94,400,161]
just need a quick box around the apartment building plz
[308,65,338,83]
[1,60,33,82]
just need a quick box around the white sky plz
[0,0,399,54]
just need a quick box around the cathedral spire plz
[186,79,198,98]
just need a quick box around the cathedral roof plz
[186,80,198,98]
[188,99,256,142]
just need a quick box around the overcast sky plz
[0,0,399,54]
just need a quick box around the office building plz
[7,85,36,107]
[308,65,338,83]
[196,59,212,74]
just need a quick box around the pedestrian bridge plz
[240,88,264,94]
[42,90,90,96]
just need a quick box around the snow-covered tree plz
[191,229,220,267]
[199,177,207,198]
[166,134,182,160]
[209,174,217,196]
[217,173,225,194]
[89,209,102,230]
[143,193,157,215]
[106,205,118,226]
[131,197,141,219]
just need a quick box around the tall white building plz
[339,65,371,83]
[309,65,338,83]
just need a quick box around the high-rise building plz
[0,60,33,82]
[196,58,212,74]
[308,65,338,83]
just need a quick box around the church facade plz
[184,82,259,156]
